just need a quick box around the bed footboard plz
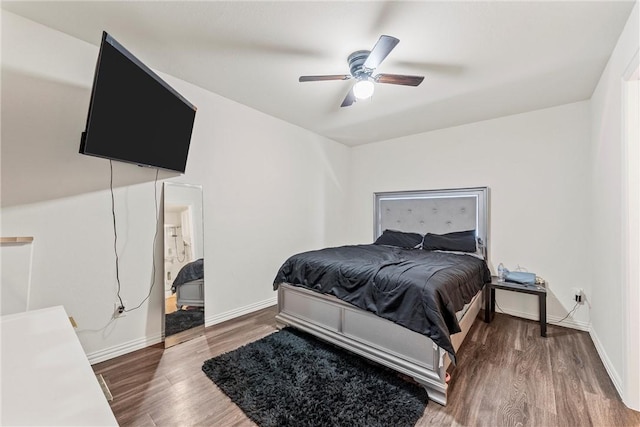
[276,283,454,405]
[176,279,205,308]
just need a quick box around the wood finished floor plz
[93,307,640,426]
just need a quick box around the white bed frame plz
[275,187,489,406]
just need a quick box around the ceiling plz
[1,1,636,146]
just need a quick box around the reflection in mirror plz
[164,182,204,348]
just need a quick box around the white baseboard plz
[495,306,590,332]
[205,296,277,327]
[87,296,277,365]
[87,333,163,365]
[589,328,624,400]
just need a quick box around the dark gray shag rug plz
[165,309,203,336]
[202,328,428,427]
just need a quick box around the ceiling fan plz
[299,35,424,107]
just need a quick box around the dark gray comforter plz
[273,244,491,363]
[172,258,204,293]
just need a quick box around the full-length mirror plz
[163,182,204,347]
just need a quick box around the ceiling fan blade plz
[340,88,356,107]
[363,35,399,70]
[375,74,424,86]
[299,75,351,82]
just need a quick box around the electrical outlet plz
[572,288,583,304]
[113,301,127,318]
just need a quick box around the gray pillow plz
[422,230,477,253]
[374,229,423,249]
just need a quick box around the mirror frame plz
[163,182,205,347]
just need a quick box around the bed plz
[172,258,205,308]
[273,187,490,405]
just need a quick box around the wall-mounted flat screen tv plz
[80,31,197,173]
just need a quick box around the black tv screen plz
[80,31,197,173]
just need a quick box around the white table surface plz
[1,306,118,426]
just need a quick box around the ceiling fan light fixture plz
[297,35,423,107]
[353,79,375,100]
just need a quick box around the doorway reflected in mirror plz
[163,182,204,347]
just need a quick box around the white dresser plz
[0,306,118,426]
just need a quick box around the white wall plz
[0,242,34,314]
[589,1,639,410]
[0,12,349,362]
[348,101,593,328]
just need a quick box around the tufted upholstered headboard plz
[374,187,489,259]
